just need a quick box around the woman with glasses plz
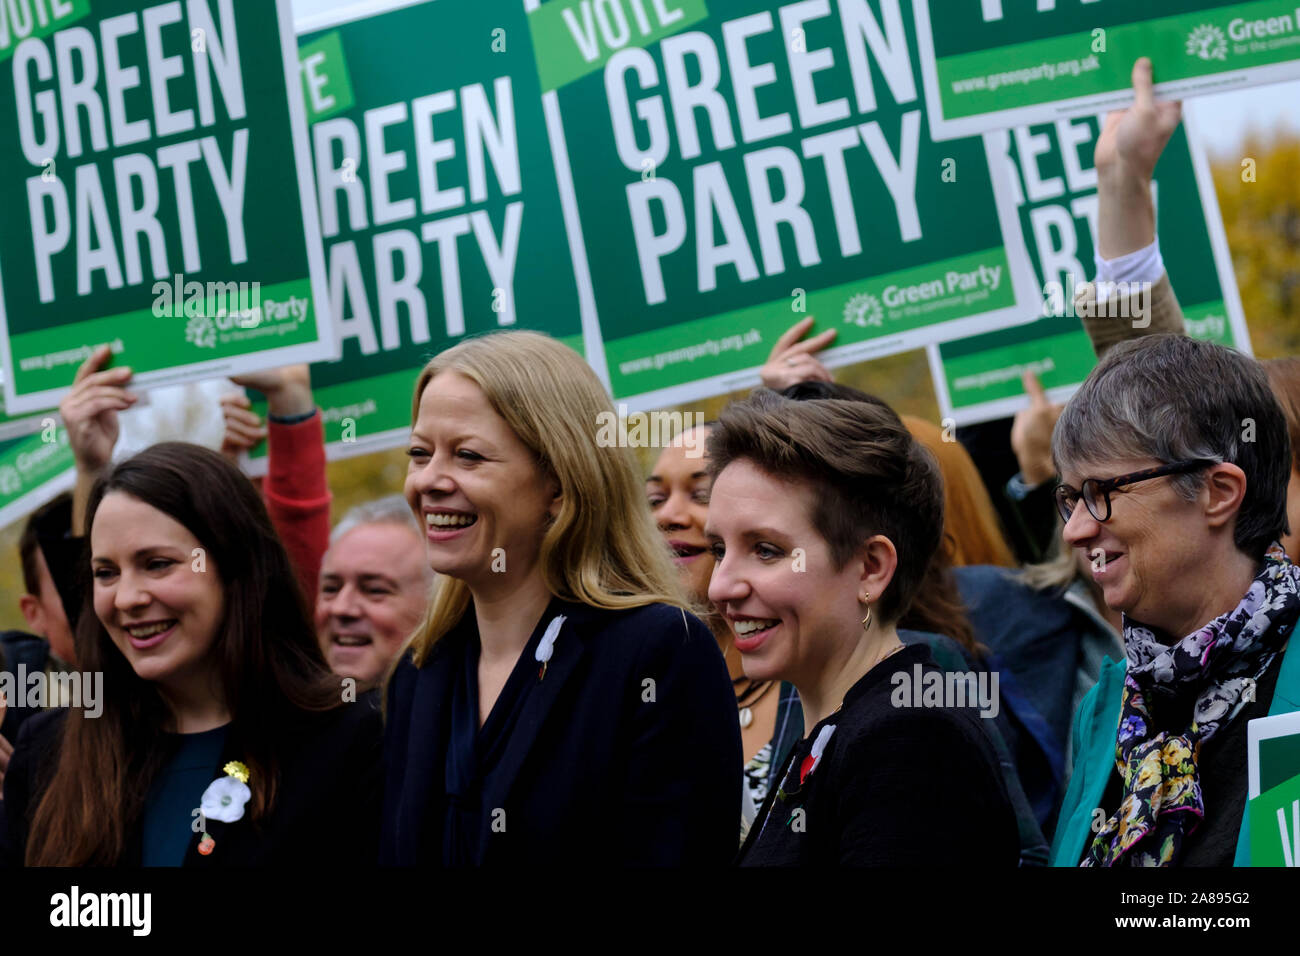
[1048,334,1299,866]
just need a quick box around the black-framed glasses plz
[1053,459,1218,524]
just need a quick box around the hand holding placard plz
[60,343,134,533]
[1095,58,1182,259]
[59,344,135,474]
[759,318,836,391]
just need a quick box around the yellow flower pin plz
[223,761,250,784]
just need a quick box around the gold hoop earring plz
[860,592,872,632]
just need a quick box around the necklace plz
[830,642,907,717]
[735,677,775,728]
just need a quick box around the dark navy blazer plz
[380,599,741,866]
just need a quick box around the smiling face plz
[647,426,715,604]
[705,459,863,686]
[1060,457,1218,635]
[315,522,430,685]
[90,492,225,692]
[404,371,559,597]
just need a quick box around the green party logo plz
[843,293,884,328]
[1186,23,1228,61]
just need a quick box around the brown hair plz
[776,382,981,652]
[1265,357,1300,475]
[708,388,943,622]
[26,444,344,866]
[902,416,1016,569]
[19,492,71,596]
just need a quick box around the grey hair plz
[1052,334,1291,560]
[331,494,422,544]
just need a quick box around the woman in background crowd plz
[1264,358,1300,561]
[1,443,381,866]
[382,331,739,866]
[648,424,802,842]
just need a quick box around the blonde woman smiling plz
[380,332,740,866]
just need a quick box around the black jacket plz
[0,631,50,742]
[739,643,1020,866]
[380,599,741,866]
[0,697,382,867]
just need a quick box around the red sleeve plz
[262,411,331,601]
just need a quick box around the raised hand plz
[1095,57,1183,183]
[1094,57,1182,259]
[59,344,136,474]
[229,364,313,418]
[759,317,836,391]
[1010,370,1065,486]
[219,392,268,463]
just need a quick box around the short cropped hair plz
[1053,334,1291,560]
[707,388,944,622]
[331,494,421,544]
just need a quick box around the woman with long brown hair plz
[0,443,381,866]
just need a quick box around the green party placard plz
[0,381,54,441]
[913,0,1300,141]
[258,0,1043,469]
[1249,773,1300,865]
[928,107,1249,426]
[260,0,587,466]
[0,0,333,414]
[0,425,74,530]
[540,0,1039,412]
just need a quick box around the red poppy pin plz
[800,724,837,784]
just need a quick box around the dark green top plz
[141,725,229,867]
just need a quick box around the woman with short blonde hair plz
[382,331,739,866]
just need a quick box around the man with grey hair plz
[315,495,434,688]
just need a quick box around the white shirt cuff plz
[1094,240,1163,302]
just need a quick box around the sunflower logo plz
[185,313,217,349]
[1186,24,1227,61]
[843,293,883,328]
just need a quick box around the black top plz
[738,643,1020,866]
[141,724,230,866]
[442,609,551,866]
[1,695,383,867]
[381,598,741,866]
[1093,651,1284,866]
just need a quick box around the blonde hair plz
[404,331,689,666]
[1018,520,1078,592]
[901,416,1016,569]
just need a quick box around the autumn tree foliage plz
[1212,134,1300,360]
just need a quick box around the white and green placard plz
[0,0,333,415]
[0,381,55,441]
[0,425,75,531]
[538,0,1039,412]
[258,0,1042,466]
[913,0,1300,141]
[263,0,587,465]
[927,107,1250,426]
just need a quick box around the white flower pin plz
[535,614,566,680]
[195,761,252,857]
[200,762,251,824]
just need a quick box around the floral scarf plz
[1083,544,1300,867]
